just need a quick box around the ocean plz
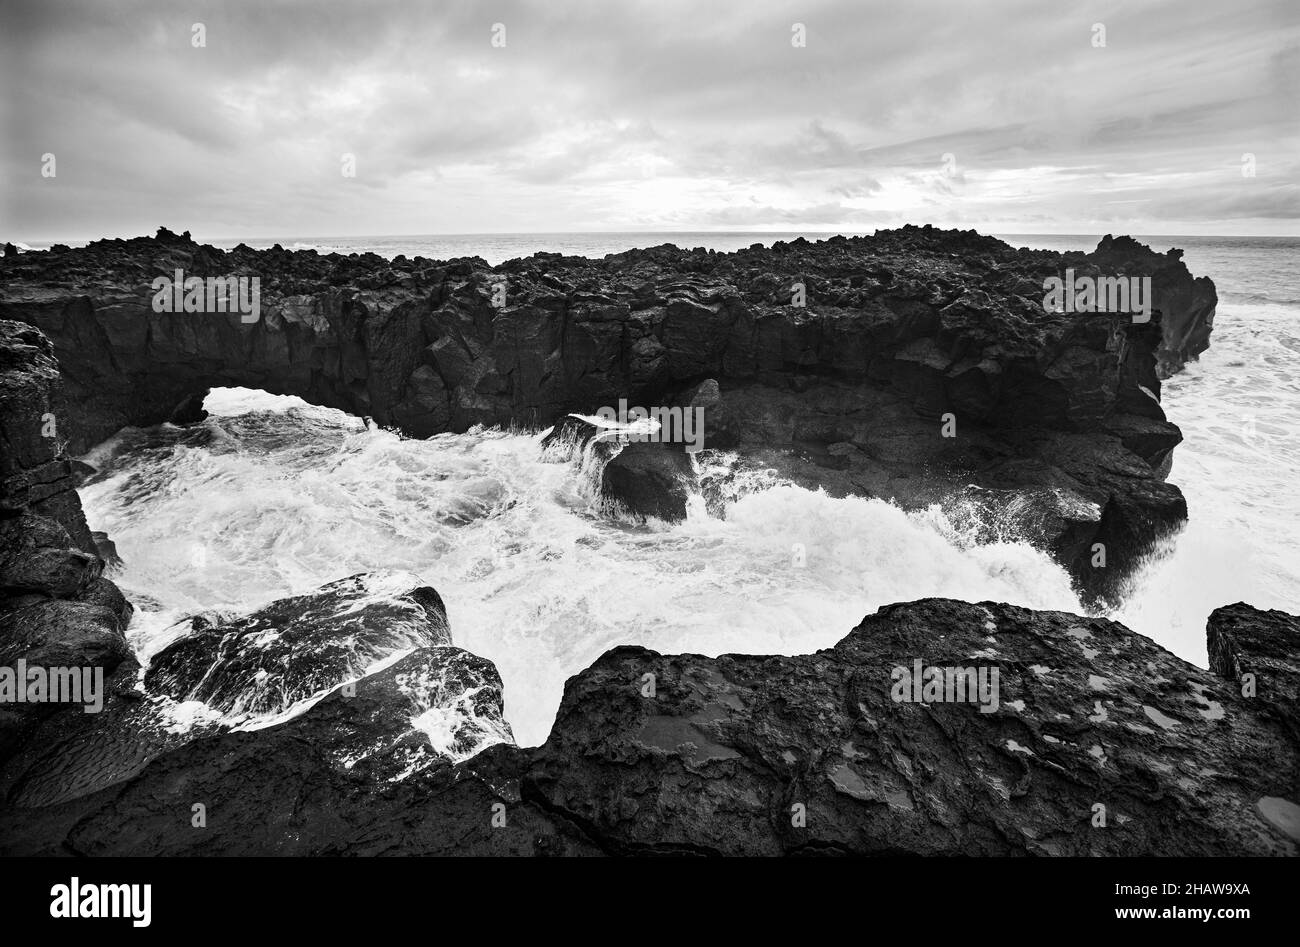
[71,232,1300,745]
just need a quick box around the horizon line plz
[19,228,1300,246]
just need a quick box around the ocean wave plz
[1218,294,1300,308]
[83,387,1082,745]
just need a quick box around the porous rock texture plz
[0,227,1217,600]
[0,321,133,762]
[0,592,1295,856]
[3,235,1275,860]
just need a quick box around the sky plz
[1,0,1297,242]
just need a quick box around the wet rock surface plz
[1208,603,1300,734]
[0,594,1294,856]
[0,228,1216,599]
[526,599,1298,855]
[0,570,510,816]
[0,321,133,763]
[145,571,451,718]
[600,442,697,522]
[4,238,1279,860]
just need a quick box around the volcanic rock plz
[0,321,132,763]
[1,595,1295,856]
[601,442,697,522]
[1208,602,1300,730]
[145,571,452,718]
[0,229,1215,600]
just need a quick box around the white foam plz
[85,394,1086,746]
[1114,302,1300,664]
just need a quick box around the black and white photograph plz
[0,0,1296,927]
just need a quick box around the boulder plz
[601,442,696,522]
[145,571,452,718]
[526,598,1299,855]
[1208,602,1300,723]
[0,599,131,670]
[0,513,101,598]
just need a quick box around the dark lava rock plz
[0,230,1214,599]
[69,459,96,486]
[76,576,133,627]
[145,571,452,718]
[1090,235,1217,375]
[167,390,209,426]
[1208,603,1300,728]
[538,414,618,466]
[2,595,1295,856]
[601,442,697,522]
[0,321,132,763]
[543,414,698,521]
[259,644,513,778]
[0,512,101,598]
[0,599,131,671]
[524,598,1298,856]
[0,321,97,552]
[0,640,511,814]
[89,529,122,570]
[0,597,136,761]
[0,566,530,854]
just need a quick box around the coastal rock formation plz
[0,321,133,763]
[1090,234,1216,376]
[5,236,1272,859]
[528,599,1297,856]
[0,322,98,552]
[0,228,1216,600]
[145,571,452,718]
[1208,603,1300,734]
[0,570,511,812]
[539,414,699,522]
[600,442,697,522]
[0,591,1294,856]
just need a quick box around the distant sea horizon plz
[15,230,1300,267]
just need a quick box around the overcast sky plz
[2,0,1297,241]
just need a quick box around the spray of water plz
[81,387,1087,745]
[1110,302,1300,664]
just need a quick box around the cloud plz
[1,0,1297,240]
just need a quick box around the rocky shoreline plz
[0,573,1296,856]
[3,229,1296,857]
[1,226,1216,602]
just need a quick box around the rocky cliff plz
[0,577,1294,856]
[0,227,1217,603]
[0,322,134,762]
[2,236,1276,860]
